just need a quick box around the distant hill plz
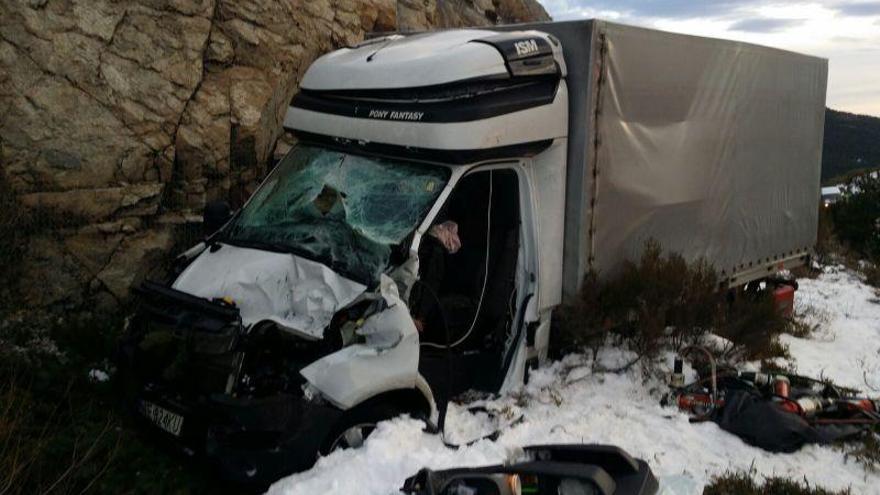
[823,108,880,184]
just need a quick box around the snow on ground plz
[88,368,110,383]
[782,265,880,392]
[267,267,880,495]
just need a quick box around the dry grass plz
[0,172,31,309]
[0,316,216,494]
[704,469,851,495]
[0,367,122,495]
[842,430,880,473]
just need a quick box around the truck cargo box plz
[506,21,827,299]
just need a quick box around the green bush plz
[554,240,798,365]
[830,173,880,261]
[552,270,611,360]
[554,240,720,362]
[602,241,720,360]
[813,202,841,265]
[717,289,791,361]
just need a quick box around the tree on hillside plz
[831,172,880,260]
[823,109,880,183]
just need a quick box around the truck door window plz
[413,169,522,352]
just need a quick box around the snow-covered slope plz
[267,267,880,495]
[782,266,880,392]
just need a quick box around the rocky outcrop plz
[0,0,549,314]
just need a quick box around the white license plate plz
[140,400,184,437]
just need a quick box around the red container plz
[773,376,790,398]
[772,284,795,318]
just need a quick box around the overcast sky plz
[537,1,880,117]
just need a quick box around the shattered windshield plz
[224,145,449,283]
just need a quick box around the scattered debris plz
[667,348,879,453]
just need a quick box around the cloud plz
[835,2,880,16]
[540,0,761,20]
[537,0,880,117]
[729,18,805,32]
[545,1,880,21]
[833,35,866,42]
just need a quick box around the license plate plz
[139,400,184,437]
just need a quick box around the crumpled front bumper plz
[120,281,346,486]
[131,386,343,486]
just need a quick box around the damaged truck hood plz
[172,243,366,339]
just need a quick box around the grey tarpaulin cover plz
[590,22,827,279]
[503,20,827,297]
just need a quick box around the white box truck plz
[119,20,827,484]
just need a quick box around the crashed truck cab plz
[120,29,569,483]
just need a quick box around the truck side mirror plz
[204,200,232,236]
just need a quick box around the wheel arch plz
[346,371,438,425]
[350,385,433,422]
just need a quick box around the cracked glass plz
[223,145,449,283]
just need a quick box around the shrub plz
[554,240,798,365]
[830,173,880,262]
[0,172,31,308]
[0,316,216,495]
[552,271,611,360]
[604,241,721,360]
[716,288,792,361]
[864,264,880,288]
[554,241,722,364]
[823,173,880,287]
[842,429,880,473]
[814,202,841,266]
[704,470,851,495]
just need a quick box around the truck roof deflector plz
[470,32,559,77]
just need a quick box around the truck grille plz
[128,281,244,397]
[136,319,240,396]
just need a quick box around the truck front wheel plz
[319,401,406,455]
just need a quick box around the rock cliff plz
[0,0,549,314]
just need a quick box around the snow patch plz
[267,268,880,495]
[88,369,110,383]
[782,266,880,391]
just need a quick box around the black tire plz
[319,401,406,456]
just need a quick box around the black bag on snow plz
[712,390,864,453]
